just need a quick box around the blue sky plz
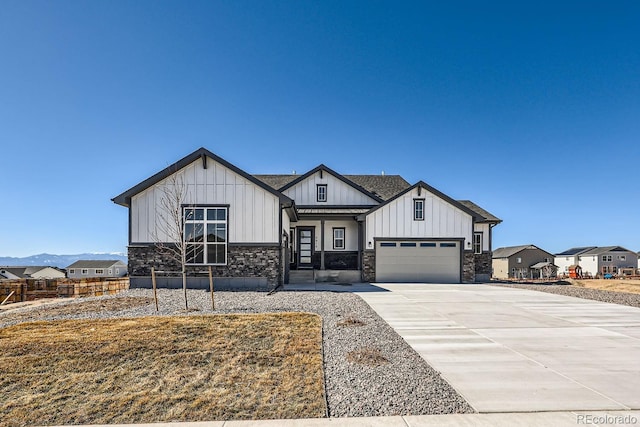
[1,0,639,257]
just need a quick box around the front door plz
[297,228,314,269]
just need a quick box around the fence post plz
[209,266,214,310]
[152,267,159,312]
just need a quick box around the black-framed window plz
[184,207,227,265]
[473,232,482,254]
[413,199,425,220]
[333,227,345,249]
[317,184,327,202]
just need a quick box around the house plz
[571,247,638,277]
[554,247,596,277]
[0,266,66,280]
[112,148,501,288]
[66,260,128,278]
[492,245,555,279]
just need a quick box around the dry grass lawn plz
[0,313,325,427]
[571,279,640,295]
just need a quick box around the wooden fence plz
[0,277,130,305]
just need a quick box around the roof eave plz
[111,148,293,208]
[279,164,385,203]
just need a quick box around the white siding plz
[323,220,358,251]
[554,256,576,276]
[131,156,281,243]
[473,223,490,251]
[365,187,473,249]
[282,210,290,239]
[283,171,378,206]
[579,255,598,277]
[291,220,358,251]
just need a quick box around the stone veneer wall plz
[128,244,281,286]
[362,250,375,282]
[474,252,492,282]
[463,251,475,283]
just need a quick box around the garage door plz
[375,240,461,283]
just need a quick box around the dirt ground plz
[570,278,640,295]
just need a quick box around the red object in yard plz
[568,265,583,279]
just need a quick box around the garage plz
[375,240,461,283]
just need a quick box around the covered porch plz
[288,207,367,283]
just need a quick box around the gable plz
[282,168,380,206]
[363,184,473,249]
[129,154,283,244]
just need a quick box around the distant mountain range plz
[0,253,127,269]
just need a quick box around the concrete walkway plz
[355,283,640,413]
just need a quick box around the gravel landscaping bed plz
[0,289,473,417]
[493,282,640,308]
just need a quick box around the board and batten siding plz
[131,157,281,244]
[282,171,378,206]
[365,187,473,249]
[473,223,490,252]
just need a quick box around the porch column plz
[320,219,325,270]
[357,220,363,269]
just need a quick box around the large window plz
[473,233,482,254]
[317,184,327,202]
[184,207,228,265]
[333,228,345,249]
[413,199,425,221]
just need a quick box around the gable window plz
[69,269,75,274]
[473,233,482,254]
[95,269,104,275]
[184,207,228,265]
[333,228,345,250]
[602,255,612,262]
[618,255,626,261]
[108,269,113,275]
[317,184,327,202]
[413,199,425,221]
[115,268,120,274]
[516,257,522,264]
[81,269,88,275]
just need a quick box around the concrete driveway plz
[356,284,640,413]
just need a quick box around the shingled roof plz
[492,245,543,259]
[344,175,410,201]
[457,200,502,223]
[253,174,410,201]
[66,260,125,269]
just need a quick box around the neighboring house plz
[0,266,66,280]
[554,247,597,276]
[66,260,128,278]
[572,247,638,277]
[492,245,555,279]
[112,148,501,287]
